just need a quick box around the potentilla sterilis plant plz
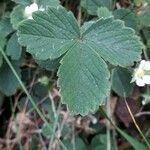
[132,60,150,86]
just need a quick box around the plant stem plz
[143,48,149,60]
[0,47,67,150]
[0,46,49,126]
[106,96,111,150]
[48,94,58,150]
[124,98,150,149]
[135,111,150,117]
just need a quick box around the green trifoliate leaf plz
[6,33,22,60]
[111,67,134,97]
[18,6,143,115]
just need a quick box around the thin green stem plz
[48,97,61,150]
[124,98,150,149]
[100,107,149,150]
[143,48,149,61]
[0,47,68,150]
[106,96,111,150]
[0,46,49,126]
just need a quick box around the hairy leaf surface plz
[18,6,80,60]
[18,6,143,115]
[58,43,110,114]
[82,18,143,66]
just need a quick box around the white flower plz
[132,60,150,86]
[24,3,39,19]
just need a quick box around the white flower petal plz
[143,61,150,70]
[29,3,38,12]
[139,60,146,69]
[142,100,146,105]
[136,78,145,86]
[134,68,144,79]
[143,75,150,84]
[132,60,150,87]
[24,6,32,15]
[24,3,38,19]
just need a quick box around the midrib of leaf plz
[18,6,142,115]
[48,40,78,59]
[58,42,110,114]
[78,53,100,99]
[88,40,140,67]
[75,54,99,101]
[84,43,110,89]
[80,67,102,100]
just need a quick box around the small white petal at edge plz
[136,78,145,87]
